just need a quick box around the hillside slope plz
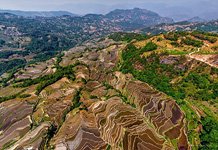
[0,32,218,149]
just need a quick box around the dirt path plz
[187,45,218,68]
[189,48,200,56]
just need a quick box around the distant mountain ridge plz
[141,20,218,35]
[0,8,174,31]
[187,16,206,23]
[105,8,174,30]
[0,9,77,17]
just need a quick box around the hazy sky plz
[0,0,217,21]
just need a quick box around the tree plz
[140,41,157,53]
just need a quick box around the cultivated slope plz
[0,32,218,149]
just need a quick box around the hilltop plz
[105,8,173,30]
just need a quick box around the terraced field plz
[0,32,218,150]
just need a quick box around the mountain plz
[105,8,174,30]
[0,8,173,28]
[0,8,175,76]
[187,16,206,23]
[141,20,218,35]
[0,31,218,149]
[0,9,77,17]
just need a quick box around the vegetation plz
[15,65,74,88]
[0,39,5,47]
[31,51,58,63]
[179,72,217,101]
[0,50,28,59]
[191,31,217,43]
[2,140,16,150]
[120,44,139,73]
[170,41,180,47]
[201,32,218,37]
[181,37,204,47]
[14,59,75,95]
[72,90,82,110]
[0,12,119,75]
[0,59,26,76]
[0,90,25,103]
[166,49,189,55]
[121,44,218,101]
[163,31,217,48]
[164,32,179,41]
[18,94,31,98]
[109,32,147,42]
[142,20,218,35]
[200,116,218,149]
[90,95,98,99]
[35,65,75,95]
[212,46,218,51]
[119,37,218,148]
[121,45,180,98]
[106,145,111,150]
[140,41,157,53]
[0,68,17,87]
